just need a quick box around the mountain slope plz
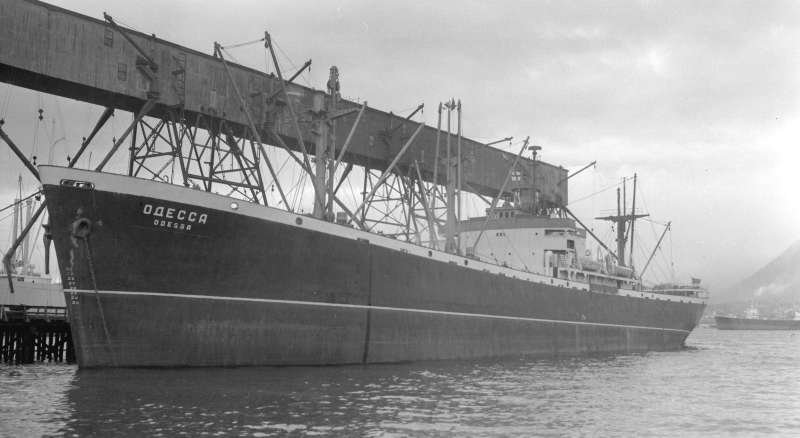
[714,240,800,303]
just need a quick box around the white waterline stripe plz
[71,289,692,334]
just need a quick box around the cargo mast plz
[594,174,647,268]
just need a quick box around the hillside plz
[712,240,800,304]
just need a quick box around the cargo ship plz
[42,165,707,367]
[0,0,707,368]
[1,180,65,322]
[715,306,800,330]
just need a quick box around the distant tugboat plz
[715,305,800,330]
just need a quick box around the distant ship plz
[715,305,800,330]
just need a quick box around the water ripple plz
[1,328,799,437]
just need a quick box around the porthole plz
[428,250,433,256]
[296,217,303,225]
[230,202,239,210]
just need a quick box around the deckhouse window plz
[567,239,575,249]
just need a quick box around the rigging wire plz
[262,152,291,207]
[24,207,45,268]
[288,165,306,212]
[220,47,243,66]
[641,217,670,227]
[654,246,672,283]
[346,171,361,209]
[0,209,16,224]
[636,238,666,285]
[0,191,42,215]
[669,226,676,282]
[51,116,66,164]
[113,17,147,35]
[567,177,628,206]
[263,44,271,76]
[1,84,14,118]
[630,179,674,283]
[273,40,313,88]
[220,37,266,50]
[636,181,664,262]
[170,146,177,184]
[298,167,311,214]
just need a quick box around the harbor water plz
[1,327,798,437]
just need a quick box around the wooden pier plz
[0,306,74,364]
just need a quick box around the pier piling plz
[0,307,74,364]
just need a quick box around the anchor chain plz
[73,218,117,366]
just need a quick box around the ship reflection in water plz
[2,328,799,437]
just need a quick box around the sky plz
[1,0,799,293]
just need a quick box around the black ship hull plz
[42,166,706,368]
[715,316,800,330]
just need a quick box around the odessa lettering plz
[141,204,207,231]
